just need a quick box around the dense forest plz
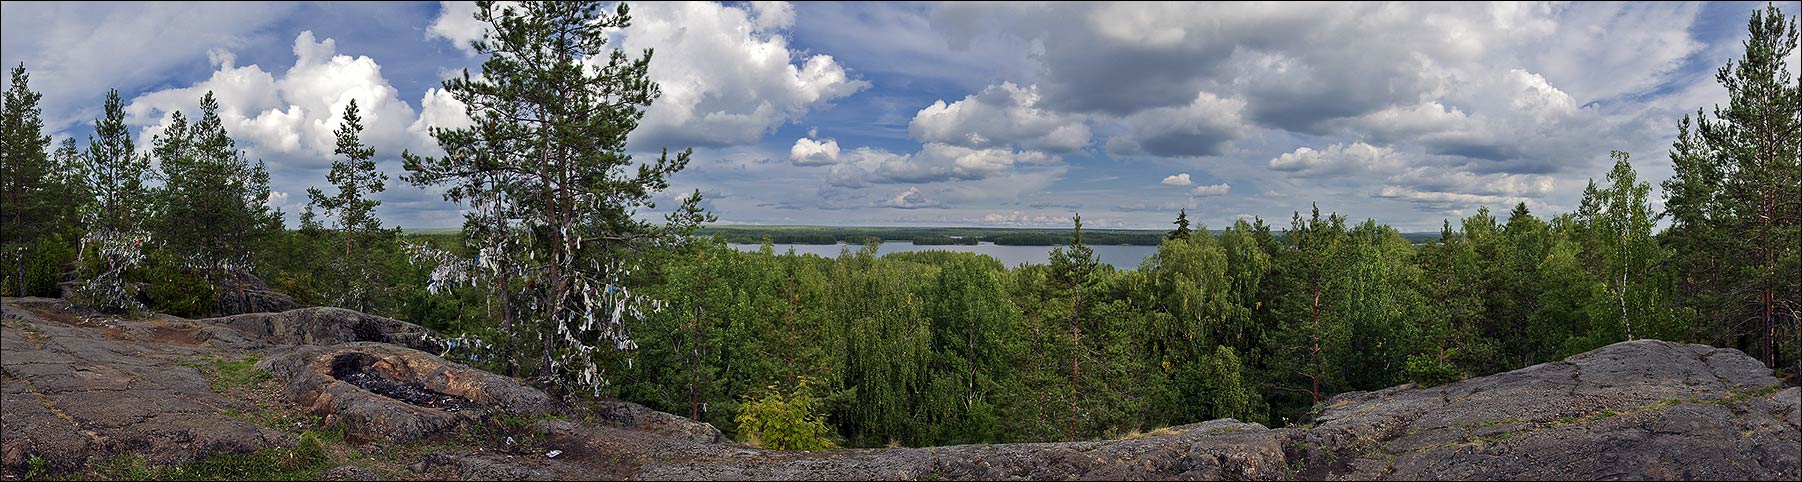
[1,2,1796,450]
[694,225,1180,246]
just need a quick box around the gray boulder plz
[586,400,728,444]
[215,270,301,316]
[201,307,441,352]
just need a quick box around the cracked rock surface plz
[1,298,295,474]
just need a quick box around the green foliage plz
[151,90,281,287]
[736,377,838,451]
[1203,346,1259,423]
[211,354,272,390]
[84,88,152,234]
[69,230,149,315]
[1666,4,1801,372]
[303,99,394,313]
[24,454,46,480]
[1167,209,1193,240]
[1404,353,1465,388]
[401,0,706,395]
[912,235,979,245]
[8,0,1790,455]
[2,236,75,297]
[139,247,219,317]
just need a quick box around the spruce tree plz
[1167,209,1193,240]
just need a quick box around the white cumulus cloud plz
[1161,173,1192,186]
[1190,182,1231,196]
[611,1,868,149]
[909,82,1091,153]
[789,137,840,166]
[1267,142,1402,177]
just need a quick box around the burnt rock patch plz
[329,353,484,413]
[257,343,560,443]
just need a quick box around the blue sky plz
[3,1,1795,231]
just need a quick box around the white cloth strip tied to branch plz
[73,229,150,313]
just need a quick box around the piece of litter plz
[545,450,563,458]
[505,436,516,446]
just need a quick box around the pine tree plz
[1049,213,1098,441]
[1689,4,1801,370]
[306,99,392,311]
[86,89,151,234]
[2,63,52,243]
[1,63,59,296]
[1272,204,1347,413]
[1660,113,1728,344]
[402,0,706,396]
[73,89,153,313]
[155,91,280,293]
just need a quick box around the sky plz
[3,1,1796,231]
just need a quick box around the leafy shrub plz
[735,376,838,451]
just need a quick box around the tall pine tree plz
[1,63,65,296]
[153,91,281,313]
[1669,4,1800,370]
[1049,213,1099,441]
[305,99,392,312]
[403,0,708,396]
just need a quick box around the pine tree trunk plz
[1310,281,1321,407]
[1068,279,1081,442]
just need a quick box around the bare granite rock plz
[3,296,1796,481]
[201,307,441,352]
[1291,340,1798,481]
[585,399,728,444]
[215,270,302,316]
[0,298,295,475]
[254,342,561,444]
[636,418,1289,481]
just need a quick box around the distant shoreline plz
[398,225,1442,245]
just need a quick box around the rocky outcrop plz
[3,296,1797,481]
[215,270,301,316]
[638,418,1288,481]
[201,306,441,352]
[586,400,729,444]
[1290,340,1799,480]
[632,340,1799,481]
[255,342,560,443]
[0,298,296,475]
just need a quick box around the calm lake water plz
[727,241,1160,270]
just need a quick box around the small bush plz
[735,376,838,451]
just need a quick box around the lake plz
[727,241,1160,270]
